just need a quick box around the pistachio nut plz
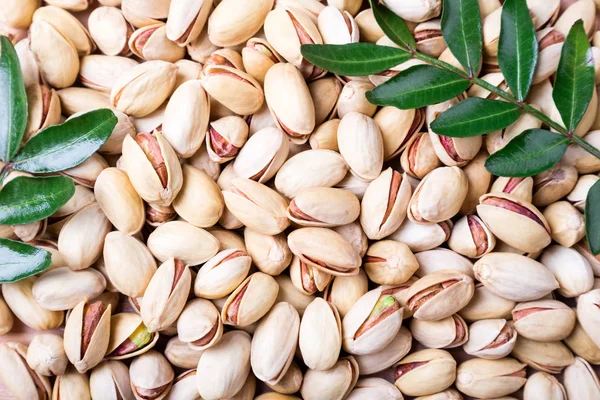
[388,219,452,252]
[52,367,91,400]
[577,289,600,349]
[32,6,95,57]
[459,283,516,322]
[463,318,516,359]
[88,6,133,56]
[298,297,342,370]
[414,19,446,57]
[455,357,526,398]
[129,350,174,400]
[242,37,284,86]
[106,313,158,360]
[563,130,600,173]
[411,248,472,279]
[567,174,599,211]
[324,270,369,318]
[354,327,412,376]
[56,87,111,116]
[490,176,534,203]
[374,106,425,161]
[393,349,456,396]
[244,228,292,276]
[363,240,418,285]
[290,255,332,295]
[413,389,464,400]
[32,267,106,311]
[15,38,40,88]
[512,299,576,341]
[531,162,578,206]
[144,204,175,229]
[337,81,377,118]
[172,165,224,227]
[147,221,219,265]
[247,102,279,136]
[207,228,246,252]
[165,0,211,46]
[185,24,217,63]
[317,6,359,45]
[233,127,289,183]
[555,0,596,37]
[300,356,359,400]
[512,335,575,374]
[532,28,565,84]
[26,334,68,377]
[173,59,202,89]
[448,215,496,258]
[177,298,223,350]
[524,371,567,400]
[120,0,170,27]
[44,0,89,11]
[276,0,325,22]
[565,320,600,364]
[208,0,273,46]
[355,9,385,43]
[206,116,249,163]
[194,248,252,299]
[0,296,13,335]
[346,377,402,400]
[0,0,38,29]
[221,272,280,327]
[187,144,221,182]
[542,244,594,297]
[337,112,384,181]
[543,203,587,249]
[334,221,369,258]
[164,336,204,369]
[287,187,360,228]
[275,274,315,317]
[410,314,469,349]
[164,370,200,400]
[459,150,493,215]
[0,342,52,400]
[335,171,371,200]
[563,357,600,400]
[201,64,264,116]
[309,77,342,126]
[486,110,542,154]
[23,82,61,142]
[266,361,303,395]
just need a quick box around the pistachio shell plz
[456,358,526,398]
[208,0,273,46]
[106,313,158,360]
[354,327,412,375]
[244,228,292,276]
[299,298,342,370]
[512,336,574,374]
[147,221,219,265]
[194,249,252,299]
[524,372,567,400]
[26,334,68,377]
[300,357,359,400]
[130,350,174,400]
[463,318,516,359]
[2,278,64,331]
[0,342,52,400]
[221,272,280,327]
[512,300,576,341]
[411,314,469,349]
[32,267,106,311]
[177,298,223,350]
[394,349,456,396]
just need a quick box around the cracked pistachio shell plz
[242,37,284,86]
[208,0,273,46]
[0,342,52,400]
[64,299,112,373]
[414,248,474,280]
[485,110,542,153]
[120,0,170,27]
[382,279,418,318]
[15,38,40,88]
[448,215,496,258]
[324,270,368,317]
[88,6,132,56]
[29,19,79,88]
[459,283,515,322]
[208,228,245,253]
[164,370,200,400]
[532,163,578,207]
[244,228,291,276]
[188,144,221,182]
[337,81,376,118]
[173,59,202,89]
[355,9,385,43]
[106,313,158,360]
[129,23,185,62]
[565,320,600,364]
[147,221,219,265]
[32,267,106,311]
[58,203,111,270]
[318,6,359,45]
[221,272,279,327]
[141,258,191,333]
[563,131,600,173]
[233,127,289,183]
[26,334,68,376]
[410,314,468,349]
[173,165,224,227]
[275,149,349,198]
[541,244,593,297]
[290,255,332,295]
[196,331,252,399]
[164,336,204,369]
[382,0,441,22]
[406,270,474,321]
[0,296,13,335]
[162,80,210,158]
[408,166,468,224]
[2,278,64,331]
[206,116,248,163]
[459,150,492,215]
[490,176,534,203]
[55,88,111,117]
[393,349,455,396]
[555,0,596,37]
[567,174,599,211]
[334,221,368,258]
[577,289,600,349]
[251,302,300,384]
[512,300,575,341]
[52,368,91,400]
[342,287,403,355]
[145,203,176,228]
[288,187,359,227]
[388,219,452,252]
[337,112,383,181]
[91,361,134,400]
[194,249,251,299]
[309,77,341,126]
[474,253,558,302]
[354,327,412,376]
[79,55,138,93]
[186,24,217,63]
[463,318,516,359]
[512,336,574,374]
[201,65,264,116]
[477,192,551,253]
[110,61,178,117]
[363,240,418,285]
[544,201,586,247]
[524,372,566,400]
[400,131,442,179]
[104,232,157,297]
[456,358,526,398]
[288,227,361,276]
[0,0,39,29]
[564,357,600,399]
[129,350,174,400]
[95,168,144,235]
[264,63,316,143]
[166,0,211,46]
[177,298,223,350]
[276,0,325,22]
[266,361,303,395]
[347,378,402,400]
[301,357,359,400]
[275,275,315,317]
[414,19,446,57]
[33,6,94,57]
[24,82,61,142]
[310,119,340,151]
[533,28,565,85]
[375,107,424,161]
[299,298,342,370]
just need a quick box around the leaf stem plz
[0,164,10,185]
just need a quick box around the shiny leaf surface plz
[368,0,415,49]
[586,180,600,255]
[441,0,482,77]
[0,239,51,283]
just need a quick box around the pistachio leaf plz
[301,43,411,76]
[368,0,415,50]
[586,180,600,255]
[11,109,117,173]
[0,238,51,283]
[430,98,522,137]
[498,0,538,101]
[366,65,469,109]
[552,20,595,133]
[0,176,75,225]
[441,0,482,77]
[0,36,28,163]
[485,129,569,177]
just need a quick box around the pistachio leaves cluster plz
[301,0,600,255]
[0,37,117,282]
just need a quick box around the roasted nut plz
[456,358,527,398]
[410,314,469,350]
[26,334,68,376]
[393,349,456,396]
[32,267,106,311]
[166,0,212,46]
[129,350,174,400]
[363,240,418,285]
[512,300,576,341]
[177,298,223,351]
[0,342,52,400]
[512,335,574,374]
[221,272,280,327]
[106,313,158,360]
[194,249,252,299]
[201,64,264,116]
[388,219,452,252]
[300,356,359,400]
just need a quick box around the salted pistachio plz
[333,221,368,258]
[222,272,280,327]
[347,377,402,400]
[264,6,325,80]
[374,107,424,161]
[0,0,38,29]
[459,283,515,322]
[290,255,332,295]
[563,357,600,400]
[388,219,451,252]
[120,0,170,27]
[541,244,593,298]
[145,204,176,228]
[555,0,596,38]
[165,0,211,46]
[459,150,492,215]
[288,187,359,228]
[414,19,446,57]
[208,0,272,46]
[275,275,315,317]
[363,240,418,285]
[474,252,558,302]
[26,334,68,377]
[52,367,91,400]
[88,6,133,57]
[382,0,441,22]
[0,342,52,400]
[408,166,468,224]
[275,149,349,198]
[233,127,289,184]
[512,299,575,341]
[63,299,111,373]
[448,215,496,258]
[487,110,542,154]
[393,349,455,396]
[565,320,600,364]
[94,167,144,235]
[410,314,468,349]
[531,163,578,207]
[512,335,574,374]
[32,267,106,311]
[337,112,384,181]
[33,6,94,57]
[300,356,358,400]
[105,313,158,361]
[164,338,203,371]
[201,64,264,116]
[490,176,534,203]
[456,357,526,398]
[111,61,177,117]
[0,296,13,335]
[147,221,219,265]
[567,174,599,211]
[563,130,600,173]
[14,38,40,88]
[194,249,251,299]
[318,6,359,45]
[353,9,383,42]
[309,77,342,126]
[176,298,223,351]
[129,350,174,400]
[477,192,551,253]
[463,319,516,359]
[173,59,202,89]
[2,280,62,331]
[242,38,283,86]
[337,81,377,119]
[266,362,303,395]
[173,165,224,228]
[188,144,221,182]
[196,331,252,399]
[524,372,567,400]
[55,88,111,117]
[206,116,249,163]
[23,82,61,142]
[243,228,290,275]
[532,28,565,84]
[323,270,368,318]
[577,289,600,349]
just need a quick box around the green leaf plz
[0,36,28,163]
[498,0,538,101]
[11,109,117,173]
[366,65,470,109]
[485,129,569,177]
[0,239,51,283]
[430,98,522,137]
[301,43,411,77]
[0,176,75,225]
[586,180,600,255]
[368,0,415,49]
[441,0,482,77]
[552,20,595,133]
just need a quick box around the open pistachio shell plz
[106,313,158,360]
[221,272,280,327]
[177,298,223,351]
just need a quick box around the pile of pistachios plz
[1,0,600,399]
